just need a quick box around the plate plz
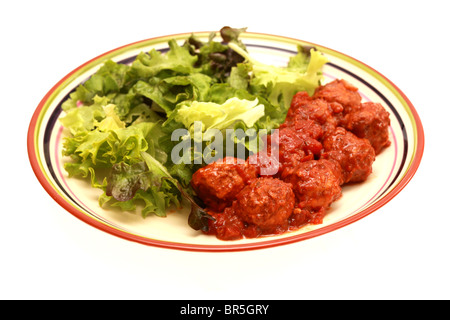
[27,31,424,252]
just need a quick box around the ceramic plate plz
[27,31,424,252]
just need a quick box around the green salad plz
[59,26,328,230]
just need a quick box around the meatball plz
[342,102,391,154]
[313,79,362,114]
[288,91,313,115]
[282,159,342,211]
[287,92,344,137]
[190,157,257,212]
[267,127,322,174]
[267,128,307,173]
[233,177,295,234]
[321,127,376,184]
[280,118,324,141]
[246,151,281,177]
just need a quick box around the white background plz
[2,0,449,300]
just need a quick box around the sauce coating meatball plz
[190,157,257,212]
[204,207,247,241]
[281,118,323,141]
[233,177,295,235]
[342,102,391,154]
[313,79,362,114]
[246,151,281,177]
[321,127,376,184]
[248,119,324,177]
[268,127,321,173]
[282,159,342,211]
[287,93,343,136]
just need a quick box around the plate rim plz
[27,31,425,252]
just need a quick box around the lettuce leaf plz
[103,156,182,218]
[83,60,131,96]
[105,162,151,202]
[172,97,264,138]
[129,39,198,80]
[61,98,195,217]
[59,95,108,134]
[185,28,245,82]
[132,73,214,114]
[228,42,328,114]
[141,151,213,229]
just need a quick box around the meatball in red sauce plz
[203,177,295,240]
[321,127,376,184]
[312,80,391,153]
[246,151,281,177]
[267,127,322,174]
[286,93,343,137]
[190,157,257,212]
[281,159,342,212]
[342,102,391,154]
[281,118,323,141]
[234,177,295,235]
[313,79,362,114]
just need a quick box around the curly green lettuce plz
[228,41,328,125]
[59,27,328,224]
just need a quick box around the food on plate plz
[234,177,295,234]
[58,26,391,241]
[190,157,257,212]
[321,127,375,184]
[285,91,343,137]
[313,78,362,114]
[313,80,391,153]
[203,177,296,240]
[341,101,391,154]
[282,159,342,209]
